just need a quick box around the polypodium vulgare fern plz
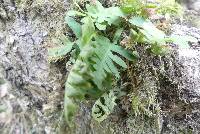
[48,0,197,124]
[64,18,138,123]
[63,1,139,124]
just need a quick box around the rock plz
[0,7,7,20]
[0,82,9,98]
[0,0,200,133]
[181,0,200,11]
[0,0,66,133]
[158,24,200,133]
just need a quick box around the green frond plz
[48,36,74,60]
[65,16,82,38]
[92,35,137,89]
[92,90,117,122]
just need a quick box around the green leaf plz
[129,17,165,42]
[86,1,104,19]
[131,17,165,36]
[106,7,124,17]
[108,53,127,68]
[129,16,146,27]
[167,35,198,49]
[48,44,73,58]
[0,78,5,85]
[95,0,105,11]
[64,45,96,123]
[65,16,82,38]
[92,90,117,122]
[113,28,123,44]
[64,96,77,123]
[95,23,106,30]
[81,17,96,46]
[151,44,167,55]
[131,95,140,116]
[0,105,7,113]
[86,1,124,27]
[106,55,120,78]
[121,6,134,14]
[48,37,74,58]
[120,0,148,17]
[92,35,137,88]
[67,10,86,17]
[110,45,138,61]
[105,7,124,25]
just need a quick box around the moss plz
[128,76,162,134]
[15,0,66,12]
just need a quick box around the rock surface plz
[0,0,67,133]
[0,0,200,134]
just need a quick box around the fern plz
[92,35,137,89]
[64,45,99,123]
[85,0,124,30]
[64,33,135,124]
[129,16,197,54]
[48,0,198,125]
[129,16,166,43]
[48,36,74,61]
[92,90,117,122]
[92,87,126,122]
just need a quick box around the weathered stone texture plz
[0,0,200,134]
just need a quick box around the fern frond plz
[85,1,124,30]
[64,45,101,123]
[92,90,117,122]
[65,16,82,38]
[48,36,74,61]
[92,35,137,89]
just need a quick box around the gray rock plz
[181,0,200,11]
[0,0,200,134]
